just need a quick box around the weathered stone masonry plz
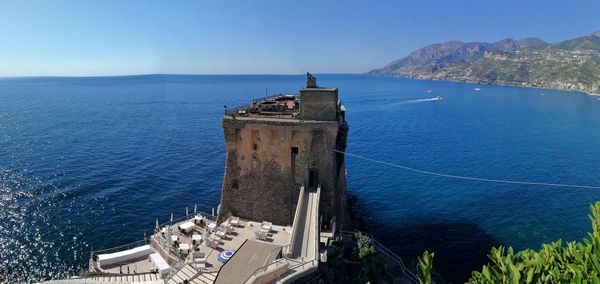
[218,78,348,228]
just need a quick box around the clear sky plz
[0,0,599,76]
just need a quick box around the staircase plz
[190,272,217,284]
[166,264,195,284]
[42,273,162,283]
[166,264,217,284]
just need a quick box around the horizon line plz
[0,72,365,79]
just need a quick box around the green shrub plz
[355,231,375,260]
[417,251,434,284]
[416,202,600,283]
[468,201,600,283]
[353,231,386,283]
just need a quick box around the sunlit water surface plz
[2,75,600,283]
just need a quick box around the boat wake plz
[403,97,443,104]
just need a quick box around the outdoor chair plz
[261,221,272,231]
[192,251,206,268]
[216,227,227,238]
[254,230,268,240]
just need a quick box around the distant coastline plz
[369,31,600,97]
[371,74,600,97]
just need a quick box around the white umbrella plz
[194,204,197,214]
[186,206,189,216]
[170,213,174,223]
[155,219,159,233]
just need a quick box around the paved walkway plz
[291,189,319,260]
[214,240,281,284]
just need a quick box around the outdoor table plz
[210,234,221,242]
[207,222,217,232]
[192,234,202,244]
[171,235,179,243]
[179,243,190,253]
[179,221,195,232]
[149,253,171,275]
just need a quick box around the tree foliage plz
[468,201,600,283]
[352,231,387,283]
[355,231,376,260]
[416,202,600,283]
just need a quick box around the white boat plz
[474,87,481,91]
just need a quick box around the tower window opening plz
[309,170,318,188]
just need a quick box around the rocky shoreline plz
[380,74,600,97]
[368,31,600,97]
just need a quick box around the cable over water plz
[334,150,600,190]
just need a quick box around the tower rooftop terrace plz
[224,73,343,121]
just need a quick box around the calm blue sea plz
[2,74,600,283]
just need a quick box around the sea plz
[2,74,600,283]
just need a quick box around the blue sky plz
[0,0,599,76]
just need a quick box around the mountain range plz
[368,32,600,95]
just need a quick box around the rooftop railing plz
[224,94,297,116]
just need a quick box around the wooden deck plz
[49,216,293,284]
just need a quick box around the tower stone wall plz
[218,77,348,227]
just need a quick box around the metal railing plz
[242,258,290,284]
[224,104,251,116]
[342,231,419,284]
[243,188,322,284]
[163,255,186,280]
[225,94,297,116]
[241,245,312,284]
[153,210,218,265]
[90,238,149,258]
[258,244,291,275]
[277,258,319,281]
[313,187,321,262]
[154,210,217,235]
[89,237,150,272]
[288,186,306,257]
[87,210,219,280]
[83,271,160,281]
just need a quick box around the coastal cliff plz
[368,32,600,95]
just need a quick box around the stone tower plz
[219,73,348,228]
